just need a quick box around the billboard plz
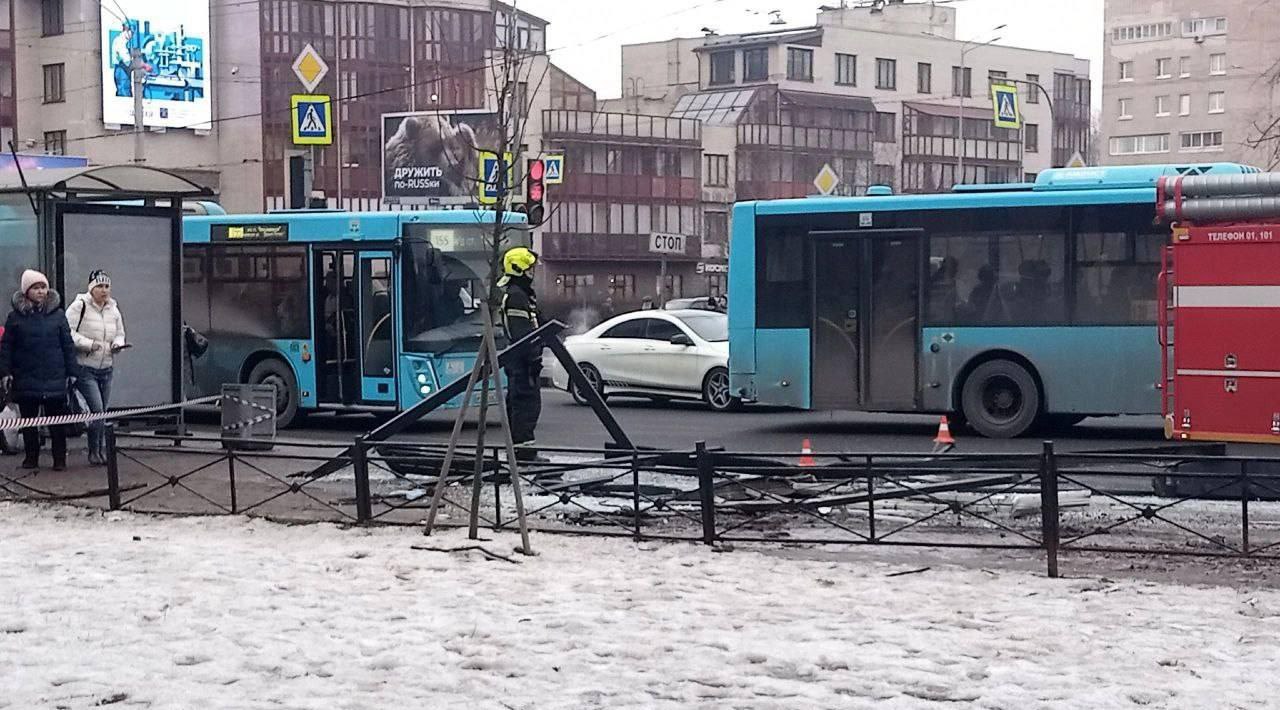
[101,1,211,131]
[382,112,502,204]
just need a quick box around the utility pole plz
[131,47,145,164]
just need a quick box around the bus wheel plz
[960,360,1040,439]
[248,359,301,429]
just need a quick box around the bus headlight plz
[419,385,432,396]
[416,374,429,385]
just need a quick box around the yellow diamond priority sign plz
[292,44,330,93]
[813,163,841,196]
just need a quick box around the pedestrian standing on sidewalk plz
[66,270,127,466]
[0,270,80,470]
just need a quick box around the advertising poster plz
[100,0,211,130]
[381,112,501,203]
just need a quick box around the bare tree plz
[1241,58,1280,169]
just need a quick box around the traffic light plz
[523,158,546,227]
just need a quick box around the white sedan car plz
[548,309,740,411]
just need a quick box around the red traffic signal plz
[525,158,546,226]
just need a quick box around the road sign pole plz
[660,256,668,303]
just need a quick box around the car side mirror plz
[670,333,693,346]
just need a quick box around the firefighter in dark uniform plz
[498,247,545,462]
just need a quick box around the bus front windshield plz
[401,224,530,355]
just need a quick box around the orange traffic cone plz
[933,416,956,453]
[798,438,816,467]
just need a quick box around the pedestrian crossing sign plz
[990,84,1021,130]
[291,95,332,146]
[478,151,514,205]
[543,154,564,184]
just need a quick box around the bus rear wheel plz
[960,359,1040,439]
[248,359,301,429]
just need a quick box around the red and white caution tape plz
[0,395,223,431]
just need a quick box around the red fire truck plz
[1158,172,1280,443]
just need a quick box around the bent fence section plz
[4,428,1280,577]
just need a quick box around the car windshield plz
[678,313,728,342]
[401,224,530,354]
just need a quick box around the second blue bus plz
[728,163,1259,438]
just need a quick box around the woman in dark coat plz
[0,270,80,470]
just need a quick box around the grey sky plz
[521,0,1105,103]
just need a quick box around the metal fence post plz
[696,441,716,545]
[352,437,372,523]
[1039,441,1060,578]
[865,455,876,542]
[631,451,642,541]
[1241,460,1250,555]
[227,449,238,515]
[105,424,120,511]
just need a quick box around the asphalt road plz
[278,388,1174,456]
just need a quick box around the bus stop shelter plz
[0,165,213,408]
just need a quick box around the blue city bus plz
[727,163,1260,438]
[182,210,529,427]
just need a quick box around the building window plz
[43,64,64,103]
[1183,17,1227,37]
[874,112,896,142]
[1025,123,1039,153]
[1119,61,1134,81]
[951,65,972,97]
[1181,130,1223,152]
[709,51,735,85]
[988,69,1007,85]
[43,130,66,156]
[40,0,62,37]
[1025,73,1039,103]
[557,274,595,299]
[704,154,729,187]
[1210,53,1226,75]
[1155,95,1169,117]
[1112,22,1173,42]
[608,274,636,300]
[835,53,857,86]
[1208,91,1225,114]
[1179,94,1191,116]
[659,274,684,299]
[1110,133,1170,155]
[874,58,896,90]
[917,62,932,94]
[1179,56,1191,78]
[1156,57,1171,79]
[787,48,814,82]
[1118,98,1132,120]
[872,164,894,188]
[743,48,768,81]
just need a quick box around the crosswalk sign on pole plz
[291,95,333,145]
[478,151,514,205]
[543,154,564,185]
[991,84,1021,130]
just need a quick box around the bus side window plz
[757,229,807,328]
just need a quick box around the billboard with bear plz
[382,111,502,204]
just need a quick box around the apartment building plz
[1102,0,1280,167]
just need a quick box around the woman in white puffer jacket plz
[65,270,127,466]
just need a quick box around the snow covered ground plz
[3,502,1280,709]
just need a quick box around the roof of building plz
[670,88,760,125]
[902,101,997,121]
[694,27,823,51]
[778,89,875,114]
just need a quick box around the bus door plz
[314,250,359,404]
[810,230,922,410]
[357,252,397,404]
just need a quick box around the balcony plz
[554,173,700,201]
[542,110,701,145]
[541,232,701,262]
[737,124,872,154]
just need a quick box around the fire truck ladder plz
[1157,242,1176,426]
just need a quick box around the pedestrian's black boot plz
[20,456,38,469]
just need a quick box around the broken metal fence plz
[8,429,1280,578]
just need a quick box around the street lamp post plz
[956,25,1005,186]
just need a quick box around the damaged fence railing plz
[10,432,1280,578]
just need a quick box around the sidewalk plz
[2,502,1279,709]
